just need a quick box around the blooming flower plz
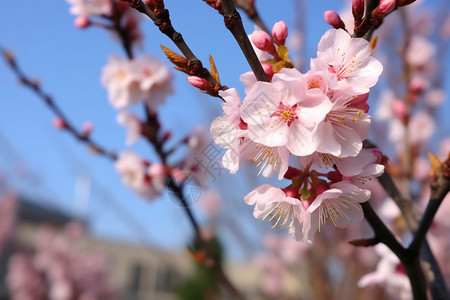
[313,92,371,158]
[305,181,371,242]
[116,110,142,146]
[101,54,172,109]
[311,28,383,94]
[358,244,412,300]
[67,0,112,18]
[244,184,307,242]
[241,68,332,156]
[114,151,163,200]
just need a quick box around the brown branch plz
[364,141,450,299]
[408,160,450,256]
[362,202,427,300]
[233,0,270,34]
[1,48,117,161]
[220,0,268,82]
[122,0,226,97]
[3,46,244,299]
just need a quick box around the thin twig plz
[361,202,404,257]
[122,0,226,97]
[1,48,117,161]
[364,141,450,299]
[408,168,450,256]
[220,0,269,82]
[233,0,270,34]
[362,202,428,300]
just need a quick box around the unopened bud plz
[171,168,187,183]
[352,0,365,20]
[74,16,91,29]
[324,10,346,30]
[82,121,93,135]
[187,76,213,91]
[409,76,429,95]
[392,100,407,120]
[251,30,276,55]
[163,131,172,141]
[272,21,288,46]
[52,117,66,129]
[372,0,396,19]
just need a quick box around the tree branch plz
[362,202,428,300]
[1,48,117,161]
[233,0,270,34]
[408,161,450,256]
[122,0,226,97]
[220,0,269,82]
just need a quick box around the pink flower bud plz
[324,10,346,30]
[82,121,93,135]
[251,30,276,55]
[392,99,407,120]
[409,76,429,95]
[187,76,213,91]
[74,16,90,29]
[272,21,288,46]
[52,117,66,129]
[378,0,396,14]
[352,0,365,20]
[370,148,383,164]
[171,168,186,183]
[163,131,172,141]
[372,0,396,19]
[262,63,274,81]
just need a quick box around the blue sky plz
[0,0,448,259]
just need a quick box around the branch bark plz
[221,0,269,82]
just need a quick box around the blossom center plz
[272,103,298,126]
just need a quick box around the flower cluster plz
[101,54,173,110]
[114,151,167,201]
[7,223,116,300]
[211,28,384,242]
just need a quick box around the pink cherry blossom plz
[101,54,172,109]
[67,0,112,18]
[184,126,213,187]
[114,151,162,200]
[101,54,143,109]
[116,110,142,146]
[241,68,332,156]
[358,244,412,300]
[405,35,436,68]
[305,181,370,242]
[244,184,307,242]
[313,92,371,158]
[134,55,173,110]
[311,28,383,94]
[211,88,290,179]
